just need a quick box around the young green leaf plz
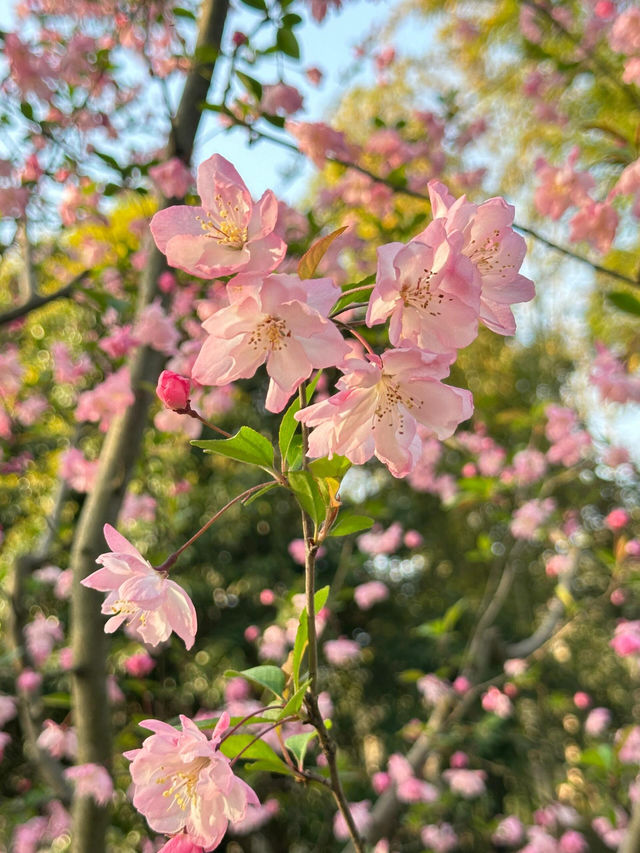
[329,512,374,537]
[192,426,274,469]
[285,731,317,769]
[224,665,286,698]
[298,226,348,279]
[288,470,327,526]
[278,372,322,469]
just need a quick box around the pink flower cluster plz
[151,155,533,478]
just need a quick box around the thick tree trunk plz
[69,3,230,851]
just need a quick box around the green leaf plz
[308,455,351,480]
[281,12,303,26]
[94,150,121,171]
[279,680,310,718]
[173,6,196,18]
[192,426,274,469]
[220,734,287,767]
[224,665,286,697]
[288,470,327,526]
[278,373,321,469]
[329,512,374,537]
[237,71,263,101]
[240,0,267,8]
[607,291,640,316]
[244,757,296,776]
[285,731,317,768]
[298,227,348,279]
[243,482,279,506]
[263,113,286,128]
[41,692,72,708]
[20,101,34,121]
[580,745,614,770]
[331,273,376,314]
[276,26,300,58]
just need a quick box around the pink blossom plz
[306,66,323,85]
[606,507,630,530]
[244,625,260,643]
[192,272,348,412]
[354,581,389,610]
[157,836,205,853]
[591,343,640,404]
[124,651,156,677]
[259,588,275,606]
[443,767,487,798]
[626,540,640,558]
[99,324,138,359]
[17,670,42,694]
[573,692,591,710]
[492,815,524,846]
[449,750,469,768]
[81,524,197,649]
[559,830,587,853]
[37,720,77,759]
[569,201,618,254]
[546,430,591,468]
[372,771,390,794]
[417,674,452,705]
[512,448,547,485]
[261,83,304,116]
[603,445,630,467]
[0,695,17,728]
[403,529,423,548]
[75,368,135,432]
[482,686,513,718]
[545,405,577,442]
[609,7,640,54]
[258,625,289,661]
[134,299,180,356]
[585,707,611,736]
[0,346,24,396]
[509,498,555,541]
[623,56,640,85]
[619,726,640,764]
[357,523,403,556]
[286,120,358,168]
[15,394,48,426]
[59,448,99,493]
[333,800,371,841]
[120,493,157,524]
[534,149,595,220]
[230,798,279,834]
[149,157,193,199]
[367,221,480,353]
[545,553,573,577]
[296,349,473,478]
[125,714,259,849]
[611,588,627,606]
[453,675,471,694]
[150,154,285,278]
[503,658,527,677]
[107,675,125,705]
[64,763,113,805]
[323,637,361,666]
[25,613,63,666]
[424,181,535,336]
[611,620,640,657]
[421,823,458,853]
[157,370,191,410]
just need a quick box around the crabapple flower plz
[149,157,193,199]
[367,220,480,353]
[64,763,113,805]
[157,836,205,853]
[354,581,389,610]
[192,273,349,412]
[295,349,473,478]
[611,621,640,657]
[157,370,191,411]
[0,695,17,728]
[492,815,525,846]
[323,637,361,666]
[534,148,594,220]
[425,181,535,335]
[569,200,618,254]
[124,713,259,850]
[357,522,403,556]
[150,154,286,278]
[333,801,371,842]
[585,707,611,736]
[81,524,197,649]
[421,823,458,853]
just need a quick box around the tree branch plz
[0,270,89,327]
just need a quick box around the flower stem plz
[182,403,231,437]
[156,481,272,572]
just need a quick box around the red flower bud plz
[232,30,248,46]
[156,370,190,411]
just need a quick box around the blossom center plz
[159,756,210,811]
[400,268,450,315]
[248,315,291,352]
[197,193,248,249]
[466,231,514,277]
[374,375,423,434]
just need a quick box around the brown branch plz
[68,3,230,852]
[0,270,89,327]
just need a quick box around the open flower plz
[295,349,473,477]
[367,219,480,353]
[150,154,286,278]
[81,524,197,649]
[192,272,349,412]
[124,713,259,851]
[425,181,535,335]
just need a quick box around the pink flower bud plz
[232,30,248,46]
[244,625,260,643]
[259,589,275,606]
[453,675,471,694]
[156,370,190,411]
[611,588,627,606]
[606,508,630,531]
[574,691,591,709]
